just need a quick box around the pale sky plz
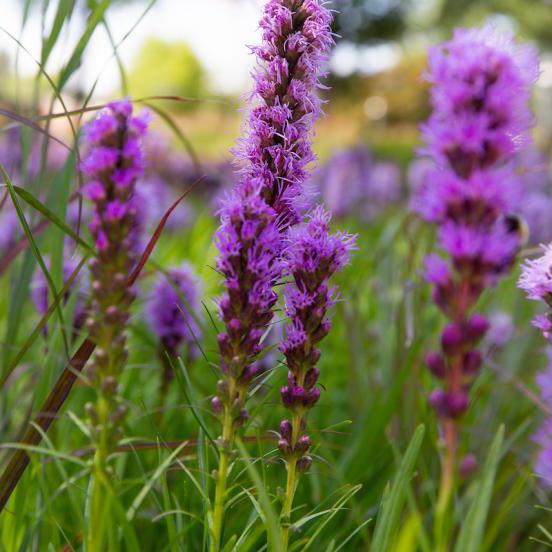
[1,0,264,98]
[1,0,405,101]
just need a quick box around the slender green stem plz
[210,403,235,552]
[280,413,302,550]
[88,396,111,552]
[434,419,457,552]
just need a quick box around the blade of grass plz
[0,162,70,361]
[235,438,284,552]
[453,425,504,552]
[370,425,425,552]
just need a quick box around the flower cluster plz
[278,207,356,472]
[213,0,334,429]
[415,25,538,419]
[82,98,149,447]
[146,262,202,388]
[236,0,333,227]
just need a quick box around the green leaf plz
[12,185,93,252]
[454,425,504,552]
[57,0,111,89]
[41,0,76,66]
[235,438,284,552]
[370,425,425,552]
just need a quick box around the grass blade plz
[370,425,425,552]
[454,425,504,552]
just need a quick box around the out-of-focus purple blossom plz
[278,207,356,470]
[407,157,435,196]
[31,255,87,335]
[533,348,552,488]
[146,262,202,358]
[422,23,538,174]
[135,175,191,231]
[82,98,149,447]
[515,147,552,245]
[312,145,401,220]
[213,0,334,431]
[484,311,515,349]
[416,25,538,420]
[0,202,20,252]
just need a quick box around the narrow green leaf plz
[370,425,425,552]
[454,425,504,552]
[57,0,111,89]
[41,0,76,66]
[235,438,284,552]
[12,185,93,252]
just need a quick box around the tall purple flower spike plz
[82,98,149,448]
[278,207,356,472]
[414,24,538,421]
[213,0,333,430]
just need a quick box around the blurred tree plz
[127,37,206,106]
[332,0,412,44]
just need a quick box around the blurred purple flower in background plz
[146,262,202,359]
[416,24,538,422]
[31,255,87,335]
[533,348,552,488]
[146,262,203,392]
[312,144,401,220]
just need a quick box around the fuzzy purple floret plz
[146,262,202,358]
[422,24,538,174]
[235,0,333,226]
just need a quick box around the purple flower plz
[415,25,538,421]
[518,245,552,302]
[278,207,356,467]
[213,0,334,428]
[422,23,538,175]
[532,349,552,488]
[82,98,149,441]
[312,145,401,220]
[145,262,202,358]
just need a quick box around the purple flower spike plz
[81,97,149,445]
[278,207,356,469]
[213,0,334,431]
[414,25,538,423]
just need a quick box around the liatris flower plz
[235,0,333,226]
[81,98,148,550]
[415,25,538,423]
[213,0,334,441]
[210,3,333,550]
[31,255,87,336]
[278,207,355,543]
[146,262,202,390]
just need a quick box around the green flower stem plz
[210,384,237,552]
